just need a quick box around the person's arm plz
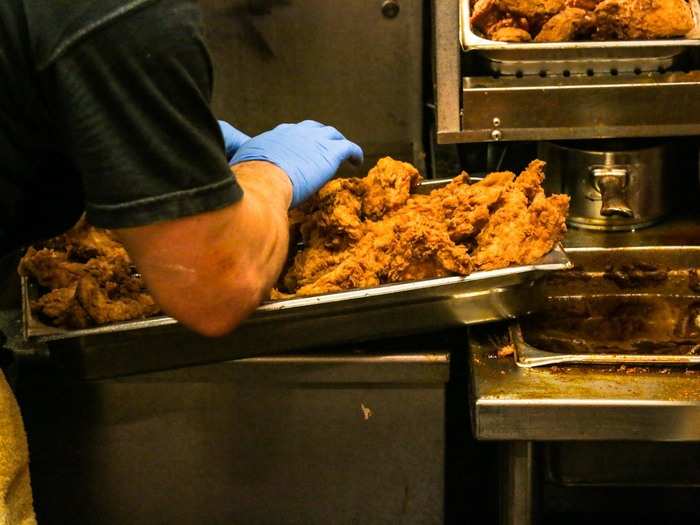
[115,120,362,337]
[116,161,291,337]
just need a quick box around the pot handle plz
[592,168,634,218]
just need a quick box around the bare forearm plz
[116,161,292,336]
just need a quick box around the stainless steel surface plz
[458,72,700,142]
[201,0,425,171]
[539,141,673,231]
[17,342,449,525]
[500,441,536,525]
[434,0,462,142]
[470,241,700,441]
[470,325,700,441]
[459,0,700,75]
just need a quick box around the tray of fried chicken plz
[19,157,571,343]
[462,0,700,58]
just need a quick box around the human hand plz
[218,120,251,162]
[230,120,363,208]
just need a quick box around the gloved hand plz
[230,120,364,208]
[218,120,251,162]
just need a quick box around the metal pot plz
[538,140,675,231]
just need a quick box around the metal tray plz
[23,245,571,344]
[21,247,570,379]
[19,174,571,378]
[511,246,700,368]
[460,0,700,74]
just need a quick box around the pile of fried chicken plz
[470,0,695,42]
[20,158,569,328]
[19,219,159,329]
[279,158,569,297]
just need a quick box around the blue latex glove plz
[230,120,364,208]
[218,120,251,162]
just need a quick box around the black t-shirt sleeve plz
[42,0,242,229]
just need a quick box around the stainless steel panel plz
[18,350,449,525]
[459,72,700,142]
[434,0,462,141]
[201,0,425,171]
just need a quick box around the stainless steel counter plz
[470,215,700,442]
[470,325,700,441]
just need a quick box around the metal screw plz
[382,0,400,18]
[492,117,501,127]
[491,129,502,141]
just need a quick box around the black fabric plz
[0,0,242,253]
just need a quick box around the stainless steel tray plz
[20,174,571,378]
[21,247,570,379]
[510,246,700,368]
[22,245,571,344]
[460,0,700,74]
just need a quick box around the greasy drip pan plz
[512,246,700,367]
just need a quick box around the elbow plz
[175,278,268,338]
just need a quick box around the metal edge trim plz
[511,319,700,369]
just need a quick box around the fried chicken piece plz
[492,26,534,40]
[299,177,366,248]
[471,0,508,35]
[472,160,569,270]
[361,157,422,220]
[19,248,85,289]
[535,7,596,41]
[471,0,534,39]
[21,219,161,328]
[293,214,474,296]
[379,214,473,282]
[31,284,91,329]
[433,171,514,243]
[497,0,567,20]
[41,217,128,262]
[75,275,160,325]
[594,0,694,39]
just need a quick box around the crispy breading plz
[282,158,569,297]
[20,219,160,328]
